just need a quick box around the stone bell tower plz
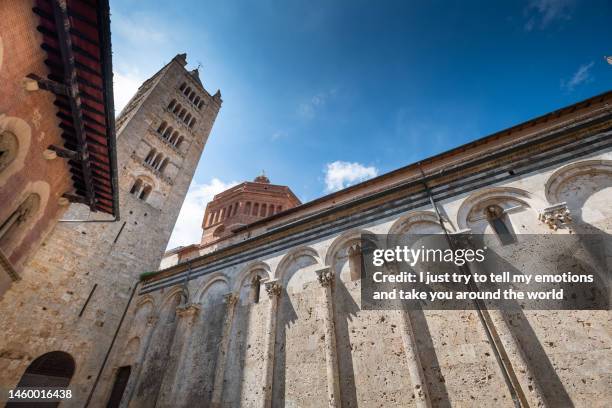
[0,53,221,407]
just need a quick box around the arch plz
[197,100,204,109]
[456,187,540,230]
[135,294,156,314]
[175,136,184,148]
[194,96,200,105]
[158,158,169,172]
[179,108,186,119]
[179,82,186,91]
[156,121,167,134]
[274,246,321,281]
[144,148,156,164]
[387,210,441,235]
[129,179,143,195]
[544,159,612,204]
[167,99,176,110]
[189,118,196,128]
[157,286,188,316]
[139,185,152,201]
[195,273,231,304]
[324,228,374,268]
[188,91,195,102]
[185,113,192,124]
[185,86,192,96]
[233,261,272,293]
[252,203,259,216]
[0,115,32,184]
[170,131,179,144]
[13,351,75,393]
[173,103,181,114]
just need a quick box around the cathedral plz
[0,0,611,407]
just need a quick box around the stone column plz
[121,315,158,407]
[397,309,432,408]
[157,303,201,407]
[210,293,239,408]
[262,279,282,408]
[316,267,342,408]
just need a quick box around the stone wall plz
[0,55,220,407]
[104,142,612,407]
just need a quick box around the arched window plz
[485,205,516,245]
[158,158,169,173]
[184,86,192,97]
[156,121,167,134]
[233,203,239,216]
[260,204,267,217]
[185,113,192,124]
[167,99,176,110]
[130,179,143,195]
[213,225,225,238]
[179,83,186,91]
[163,126,173,140]
[194,96,200,105]
[189,118,196,128]
[0,131,19,173]
[179,108,186,120]
[189,92,195,102]
[0,193,41,247]
[8,351,75,408]
[348,244,362,281]
[144,148,156,165]
[251,275,261,304]
[175,136,184,148]
[106,365,131,408]
[169,131,179,144]
[173,103,181,115]
[151,153,164,169]
[197,100,204,109]
[253,203,259,216]
[139,185,152,201]
[276,205,282,213]
[245,202,251,215]
[268,205,274,216]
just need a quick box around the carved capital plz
[316,267,334,287]
[224,293,238,307]
[146,315,159,327]
[538,203,572,231]
[264,280,282,298]
[176,303,201,319]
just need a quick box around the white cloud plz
[167,178,239,250]
[324,161,378,193]
[298,89,337,120]
[113,70,144,113]
[524,0,574,31]
[562,61,594,91]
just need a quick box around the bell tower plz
[0,53,221,407]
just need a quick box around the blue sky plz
[108,0,612,248]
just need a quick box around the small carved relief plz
[538,202,573,231]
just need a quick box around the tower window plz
[156,121,167,134]
[485,205,516,245]
[130,179,142,195]
[245,202,251,214]
[253,203,259,216]
[260,204,267,217]
[139,185,152,201]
